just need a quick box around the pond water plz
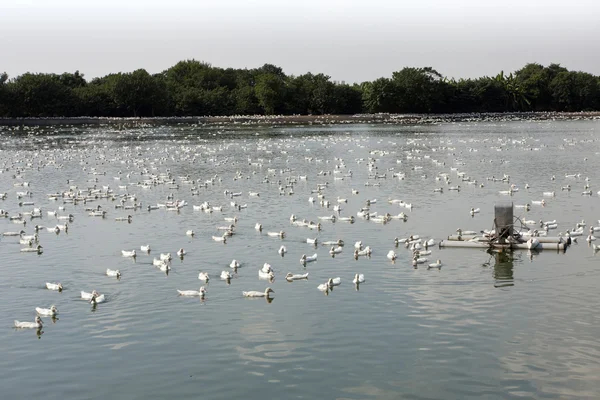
[1,120,600,399]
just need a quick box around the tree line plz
[0,61,598,118]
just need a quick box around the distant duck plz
[90,293,106,305]
[306,237,318,245]
[121,249,136,258]
[36,305,58,316]
[198,272,210,282]
[255,223,263,232]
[220,271,233,280]
[428,260,442,269]
[300,253,317,264]
[177,248,186,257]
[21,245,43,253]
[425,238,436,247]
[354,246,372,257]
[160,253,172,261]
[286,272,309,281]
[267,231,285,238]
[354,241,363,250]
[229,259,240,269]
[278,245,287,256]
[115,215,132,222]
[45,282,63,291]
[261,263,273,273]
[106,268,121,278]
[242,287,275,298]
[14,316,43,329]
[140,244,151,253]
[329,246,343,255]
[177,286,206,297]
[586,235,596,242]
[470,207,480,215]
[387,250,397,261]
[186,230,195,237]
[212,235,227,243]
[543,191,555,197]
[327,277,341,287]
[81,290,100,300]
[352,274,365,284]
[258,269,275,280]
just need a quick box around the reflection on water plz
[493,250,515,288]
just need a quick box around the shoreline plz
[1,112,599,127]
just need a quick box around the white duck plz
[230,259,240,269]
[186,230,195,237]
[121,249,136,258]
[14,316,43,329]
[300,253,317,264]
[177,286,206,297]
[255,223,263,232]
[354,246,372,257]
[317,282,329,292]
[198,272,210,282]
[220,271,233,280]
[21,245,43,253]
[242,287,275,298]
[428,260,443,269]
[278,245,287,256]
[106,268,121,278]
[286,272,309,281]
[387,250,397,261]
[140,245,151,253]
[160,253,172,261]
[177,248,186,257]
[81,290,99,300]
[90,293,106,305]
[267,231,285,238]
[45,282,63,291]
[36,305,58,316]
[329,246,343,255]
[352,274,365,284]
[258,269,275,280]
[328,277,341,287]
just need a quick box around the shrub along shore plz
[0,112,599,127]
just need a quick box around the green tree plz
[255,73,284,114]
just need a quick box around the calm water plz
[2,120,600,399]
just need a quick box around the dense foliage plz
[0,61,598,117]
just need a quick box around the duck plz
[470,207,480,215]
[425,238,436,247]
[354,246,372,257]
[3,230,25,237]
[45,282,63,291]
[255,223,263,232]
[242,287,275,298]
[212,235,227,243]
[300,253,318,264]
[267,231,285,238]
[176,248,186,257]
[35,305,58,316]
[157,262,171,272]
[177,286,206,297]
[317,282,330,293]
[387,250,397,261]
[198,272,210,282]
[230,259,240,269]
[121,249,136,258]
[106,268,121,278]
[115,215,132,222]
[428,260,443,269]
[81,290,100,300]
[327,277,341,287]
[258,269,275,280]
[140,244,151,253]
[352,274,365,284]
[220,271,233,280]
[14,316,43,329]
[329,246,343,255]
[306,237,318,245]
[186,230,195,237]
[90,293,106,305]
[354,241,363,250]
[20,245,43,253]
[586,234,596,242]
[278,245,287,256]
[286,272,309,281]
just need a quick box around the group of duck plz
[5,128,600,332]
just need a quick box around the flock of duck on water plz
[5,132,599,333]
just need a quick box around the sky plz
[2,0,599,83]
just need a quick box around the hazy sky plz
[3,0,599,83]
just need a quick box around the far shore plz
[1,112,599,127]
